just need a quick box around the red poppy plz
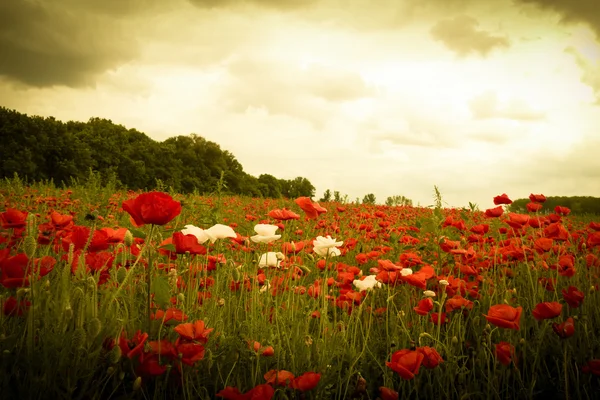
[552,317,575,339]
[268,208,300,221]
[294,197,327,220]
[495,342,517,366]
[174,320,213,343]
[379,387,399,400]
[526,202,543,212]
[582,360,600,376]
[484,304,522,330]
[291,372,321,391]
[119,330,149,360]
[217,384,274,400]
[3,296,31,316]
[136,353,168,377]
[431,312,448,325]
[264,370,295,387]
[177,342,206,366]
[493,194,512,205]
[562,286,584,308]
[416,346,444,368]
[172,232,207,255]
[529,194,546,203]
[554,206,571,216]
[122,191,181,226]
[485,206,504,218]
[414,297,434,315]
[532,302,562,321]
[386,349,424,380]
[0,208,28,229]
[0,253,56,288]
[445,295,474,313]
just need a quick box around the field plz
[1,178,600,400]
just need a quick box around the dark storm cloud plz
[430,15,510,57]
[0,0,165,87]
[186,0,316,10]
[516,0,600,39]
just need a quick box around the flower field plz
[1,179,600,399]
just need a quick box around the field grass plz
[1,177,600,399]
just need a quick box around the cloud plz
[218,58,375,126]
[430,15,510,56]
[516,0,600,39]
[186,0,317,10]
[469,91,545,120]
[564,46,600,104]
[0,0,168,87]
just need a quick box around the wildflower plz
[268,208,300,220]
[172,232,207,255]
[562,286,584,308]
[313,235,343,257]
[205,224,237,243]
[493,194,512,205]
[122,191,181,226]
[379,387,399,400]
[484,304,522,330]
[414,298,434,315]
[386,349,424,380]
[495,342,517,366]
[423,290,436,298]
[532,302,562,321]
[258,252,285,268]
[181,225,213,244]
[416,346,444,368]
[353,275,382,292]
[295,197,327,220]
[174,320,213,344]
[264,369,295,386]
[552,317,575,339]
[582,360,600,376]
[291,372,321,391]
[250,224,281,244]
[529,194,547,203]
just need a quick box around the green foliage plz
[0,107,316,199]
[384,195,413,207]
[319,189,332,203]
[362,193,376,204]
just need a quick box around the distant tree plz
[362,193,376,205]
[385,195,413,207]
[258,174,282,198]
[333,190,342,202]
[319,189,332,202]
[0,106,318,198]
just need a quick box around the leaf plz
[159,244,176,253]
[129,228,146,239]
[152,275,172,309]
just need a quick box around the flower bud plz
[133,377,142,391]
[124,230,134,247]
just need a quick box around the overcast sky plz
[1,0,599,208]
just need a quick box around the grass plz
[0,177,599,399]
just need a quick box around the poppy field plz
[1,178,600,400]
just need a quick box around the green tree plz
[319,189,332,202]
[362,193,376,204]
[385,195,413,207]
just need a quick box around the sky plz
[1,0,599,208]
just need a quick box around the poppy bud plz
[133,377,142,391]
[87,318,102,339]
[124,230,134,247]
[24,236,37,259]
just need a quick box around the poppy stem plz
[146,224,156,333]
[564,344,569,400]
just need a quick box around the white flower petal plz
[254,224,279,236]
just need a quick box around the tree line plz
[0,107,315,198]
[509,196,600,215]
